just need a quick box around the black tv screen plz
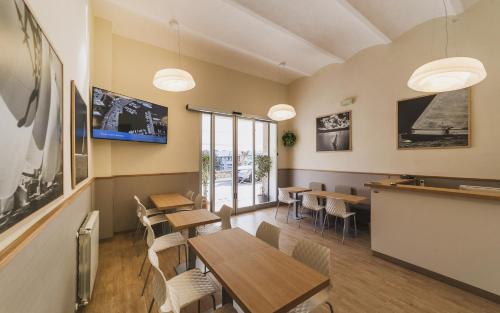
[91,87,168,144]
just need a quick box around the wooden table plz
[149,193,194,210]
[188,228,330,313]
[282,187,311,219]
[305,191,368,233]
[304,190,367,204]
[166,209,220,273]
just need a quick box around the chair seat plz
[303,205,324,212]
[151,232,187,252]
[289,288,330,313]
[196,223,222,236]
[161,269,218,313]
[215,304,238,313]
[148,214,168,226]
[282,199,300,204]
[146,208,163,216]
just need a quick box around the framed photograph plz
[71,81,89,188]
[0,0,64,235]
[398,88,470,149]
[316,110,352,152]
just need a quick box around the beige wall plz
[287,0,500,180]
[0,1,94,312]
[92,17,289,177]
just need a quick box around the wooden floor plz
[84,207,500,313]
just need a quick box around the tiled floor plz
[84,207,500,313]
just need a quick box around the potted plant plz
[201,151,210,197]
[282,131,297,147]
[255,155,272,202]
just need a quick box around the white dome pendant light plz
[268,62,296,121]
[153,19,195,92]
[408,0,486,93]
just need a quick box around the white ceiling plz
[93,0,479,84]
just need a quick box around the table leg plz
[175,226,200,274]
[222,287,233,305]
[293,192,303,220]
[188,226,197,269]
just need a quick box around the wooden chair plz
[256,221,281,249]
[147,249,217,313]
[291,239,333,313]
[322,198,357,244]
[299,193,325,232]
[276,188,300,223]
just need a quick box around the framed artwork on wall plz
[398,88,471,150]
[316,110,352,152]
[71,81,89,188]
[0,0,64,235]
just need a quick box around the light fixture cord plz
[176,22,182,66]
[442,0,449,57]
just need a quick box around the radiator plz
[78,210,99,306]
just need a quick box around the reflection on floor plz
[84,207,500,313]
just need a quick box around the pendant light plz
[407,0,486,93]
[268,62,296,121]
[153,19,196,92]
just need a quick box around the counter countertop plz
[365,180,500,201]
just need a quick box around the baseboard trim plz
[372,250,500,304]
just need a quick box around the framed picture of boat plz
[71,81,89,188]
[397,88,470,149]
[0,0,64,236]
[316,110,352,152]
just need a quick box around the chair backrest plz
[148,249,168,312]
[142,216,156,248]
[302,193,320,210]
[335,185,352,195]
[134,195,143,217]
[309,182,324,191]
[185,190,195,201]
[217,204,233,230]
[325,198,347,217]
[278,188,293,203]
[256,221,280,249]
[137,202,149,224]
[292,239,330,278]
[194,194,206,210]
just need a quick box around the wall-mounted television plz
[91,87,168,144]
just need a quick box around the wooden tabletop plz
[188,228,330,313]
[282,186,311,193]
[166,209,221,230]
[305,190,367,204]
[149,193,194,210]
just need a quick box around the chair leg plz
[210,294,216,310]
[178,245,181,265]
[185,245,189,270]
[326,301,334,313]
[148,299,154,313]
[132,221,141,246]
[138,252,147,277]
[342,218,347,244]
[353,214,358,236]
[334,216,337,232]
[198,299,201,313]
[298,207,304,228]
[141,265,151,296]
[313,211,317,232]
[321,214,328,237]
[275,202,280,219]
[286,204,291,224]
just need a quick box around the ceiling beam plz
[335,0,391,44]
[222,0,345,63]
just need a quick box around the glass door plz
[213,115,234,212]
[201,113,277,213]
[236,118,254,209]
